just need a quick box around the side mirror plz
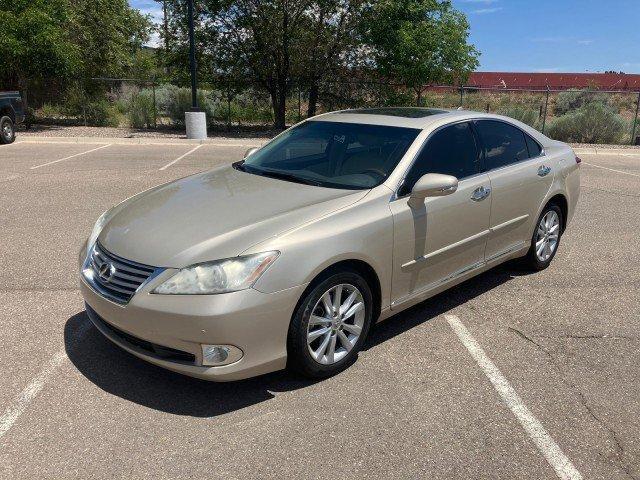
[244,147,259,159]
[410,173,458,200]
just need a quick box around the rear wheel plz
[287,271,373,379]
[523,203,563,271]
[0,116,15,144]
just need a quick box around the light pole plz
[187,0,198,110]
[184,0,207,138]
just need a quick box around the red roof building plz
[467,72,640,91]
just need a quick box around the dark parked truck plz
[0,91,25,144]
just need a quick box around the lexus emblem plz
[98,262,116,282]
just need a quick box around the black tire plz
[522,203,563,271]
[287,270,373,379]
[0,116,15,144]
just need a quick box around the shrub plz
[62,84,89,118]
[547,102,628,144]
[38,103,64,119]
[497,105,541,129]
[160,86,215,126]
[61,84,120,126]
[128,90,155,128]
[81,101,119,127]
[554,89,609,116]
[221,90,273,124]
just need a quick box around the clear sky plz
[130,0,640,74]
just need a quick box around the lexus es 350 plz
[79,108,580,381]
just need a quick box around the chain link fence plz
[23,78,640,145]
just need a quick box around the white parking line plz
[29,144,112,170]
[445,314,582,480]
[0,322,90,443]
[18,140,263,147]
[582,161,640,178]
[0,351,67,441]
[159,144,204,170]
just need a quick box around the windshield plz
[239,121,420,189]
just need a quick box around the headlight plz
[86,210,109,254]
[152,251,279,295]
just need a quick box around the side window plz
[399,122,479,196]
[475,120,529,170]
[525,133,543,158]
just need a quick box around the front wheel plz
[0,116,15,144]
[287,271,373,379]
[523,203,563,271]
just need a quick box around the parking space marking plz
[445,314,582,480]
[0,322,91,443]
[18,140,263,147]
[29,144,112,170]
[581,161,640,178]
[0,351,67,441]
[159,144,204,170]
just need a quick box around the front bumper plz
[79,260,305,382]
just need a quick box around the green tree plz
[361,0,479,105]
[213,0,313,129]
[0,0,80,101]
[158,0,216,87]
[297,0,366,117]
[70,0,154,81]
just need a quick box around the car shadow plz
[65,263,528,418]
[364,263,527,350]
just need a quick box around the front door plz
[389,121,491,307]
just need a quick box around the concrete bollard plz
[185,111,207,139]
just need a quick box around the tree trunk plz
[18,78,30,129]
[307,82,319,117]
[270,87,287,130]
[274,90,287,130]
[416,88,423,107]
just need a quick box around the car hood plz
[99,164,367,267]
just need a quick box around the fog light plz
[201,344,243,366]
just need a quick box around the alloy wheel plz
[307,283,365,365]
[535,210,560,262]
[2,122,12,140]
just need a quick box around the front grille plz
[87,242,157,304]
[87,305,196,364]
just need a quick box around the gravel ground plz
[17,124,278,140]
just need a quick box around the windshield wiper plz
[232,160,247,172]
[242,165,322,187]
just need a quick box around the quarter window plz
[525,133,543,158]
[475,120,529,170]
[399,122,480,196]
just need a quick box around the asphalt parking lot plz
[0,139,638,479]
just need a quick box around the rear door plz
[390,121,491,307]
[474,120,554,262]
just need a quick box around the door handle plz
[537,165,552,177]
[471,186,491,202]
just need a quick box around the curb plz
[574,147,640,156]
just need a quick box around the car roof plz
[313,108,452,129]
[312,108,550,144]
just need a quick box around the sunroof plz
[340,107,447,118]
